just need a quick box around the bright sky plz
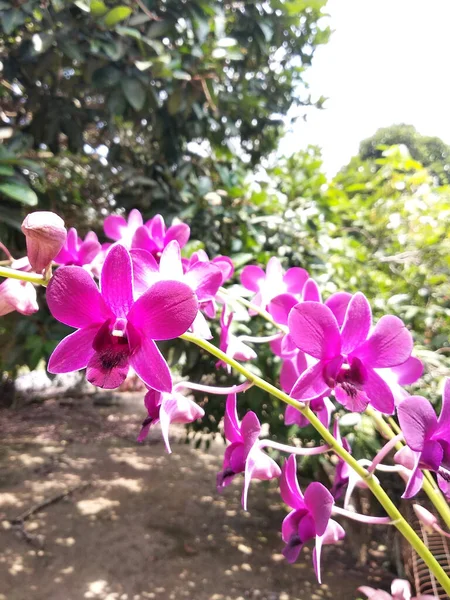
[280,0,450,175]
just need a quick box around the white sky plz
[280,0,450,175]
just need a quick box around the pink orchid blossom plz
[217,393,281,503]
[21,211,67,274]
[241,256,308,311]
[131,214,190,258]
[137,387,205,452]
[359,579,437,600]
[130,240,222,338]
[0,257,39,316]
[103,208,144,247]
[55,227,102,268]
[396,379,450,498]
[288,292,414,414]
[183,249,234,318]
[216,306,257,371]
[46,244,198,390]
[280,455,345,583]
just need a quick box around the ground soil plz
[0,394,393,600]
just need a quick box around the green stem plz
[0,265,49,287]
[367,408,450,530]
[181,331,450,594]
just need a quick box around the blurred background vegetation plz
[0,0,449,456]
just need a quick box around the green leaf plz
[173,70,191,81]
[0,165,15,176]
[2,9,26,35]
[90,0,108,17]
[92,66,122,88]
[107,88,127,116]
[122,77,146,111]
[104,6,132,27]
[167,89,183,115]
[0,182,38,205]
[59,39,84,62]
[115,25,142,40]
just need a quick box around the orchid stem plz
[0,265,49,287]
[173,380,253,395]
[181,331,450,594]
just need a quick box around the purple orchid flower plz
[288,292,414,414]
[216,307,257,371]
[132,214,190,259]
[130,240,222,339]
[55,227,102,268]
[0,257,38,316]
[280,455,345,583]
[138,387,205,452]
[396,379,450,498]
[217,393,281,505]
[359,579,436,600]
[46,244,198,390]
[103,208,144,248]
[241,257,308,311]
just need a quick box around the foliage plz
[359,123,450,185]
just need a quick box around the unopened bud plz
[21,211,67,273]
[413,504,437,529]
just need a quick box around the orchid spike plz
[397,379,450,498]
[138,387,205,452]
[217,394,281,507]
[55,227,102,268]
[46,244,198,390]
[280,455,344,583]
[241,256,308,312]
[288,293,414,414]
[0,257,39,316]
[103,208,144,247]
[21,211,67,274]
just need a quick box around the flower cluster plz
[0,208,447,596]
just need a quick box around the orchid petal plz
[47,266,111,328]
[240,265,265,292]
[104,215,127,241]
[302,278,321,302]
[101,245,134,318]
[159,240,183,280]
[290,361,330,401]
[128,280,198,340]
[313,533,324,584]
[128,209,143,230]
[268,293,298,325]
[363,366,395,415]
[47,326,98,373]
[86,350,129,389]
[241,411,261,458]
[390,356,424,386]
[0,279,38,316]
[340,292,372,354]
[397,396,438,451]
[164,223,190,248]
[224,393,242,444]
[352,315,413,368]
[129,336,172,392]
[325,292,352,326]
[304,482,333,536]
[283,267,309,294]
[288,302,341,359]
[437,378,450,432]
[185,262,222,301]
[129,248,159,297]
[280,455,304,509]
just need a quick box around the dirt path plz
[0,395,392,600]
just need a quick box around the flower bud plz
[413,504,437,528]
[21,211,67,273]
